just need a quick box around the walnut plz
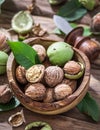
[32,24,46,37]
[64,61,84,79]
[26,64,45,83]
[64,60,81,75]
[44,66,64,87]
[32,44,46,62]
[25,83,46,101]
[62,78,77,92]
[54,83,72,101]
[0,84,13,104]
[16,65,27,84]
[43,88,54,103]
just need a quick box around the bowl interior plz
[7,37,90,115]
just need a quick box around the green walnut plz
[47,42,74,66]
[0,51,8,75]
[25,121,52,130]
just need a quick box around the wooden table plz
[0,1,100,130]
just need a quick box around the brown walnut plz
[0,84,13,104]
[64,60,81,75]
[43,88,54,103]
[62,78,77,92]
[25,83,46,101]
[16,65,27,84]
[32,44,46,62]
[54,83,72,101]
[44,66,64,87]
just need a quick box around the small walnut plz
[54,83,72,101]
[25,83,46,101]
[44,66,64,87]
[32,44,46,62]
[62,78,77,92]
[0,84,13,104]
[16,65,27,84]
[26,64,45,83]
[43,88,54,103]
[64,60,81,75]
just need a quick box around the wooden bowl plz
[7,37,90,115]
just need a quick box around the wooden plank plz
[0,106,100,130]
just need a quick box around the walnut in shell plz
[26,64,45,83]
[64,61,84,79]
[44,66,64,87]
[43,88,54,103]
[62,78,77,92]
[54,83,72,101]
[16,65,27,84]
[32,44,46,62]
[0,84,13,104]
[64,60,81,75]
[25,83,46,101]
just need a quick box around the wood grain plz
[0,9,100,130]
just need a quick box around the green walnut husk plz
[11,11,34,34]
[25,121,52,130]
[0,51,8,75]
[47,42,74,66]
[79,0,96,10]
[65,62,84,79]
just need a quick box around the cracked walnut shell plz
[44,66,64,87]
[26,64,45,83]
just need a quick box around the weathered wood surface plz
[0,1,100,130]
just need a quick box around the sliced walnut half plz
[44,66,64,87]
[26,64,45,83]
[25,83,46,101]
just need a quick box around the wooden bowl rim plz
[7,37,90,115]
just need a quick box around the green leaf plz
[0,96,20,111]
[64,8,87,22]
[83,26,92,36]
[7,41,40,69]
[57,0,87,21]
[53,28,65,35]
[77,92,100,122]
[0,0,5,13]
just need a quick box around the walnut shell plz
[54,83,72,101]
[32,44,46,62]
[64,60,81,75]
[62,78,77,92]
[0,84,13,104]
[16,65,27,84]
[25,83,46,101]
[44,66,64,87]
[26,64,45,83]
[43,88,54,103]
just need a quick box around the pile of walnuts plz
[15,44,84,103]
